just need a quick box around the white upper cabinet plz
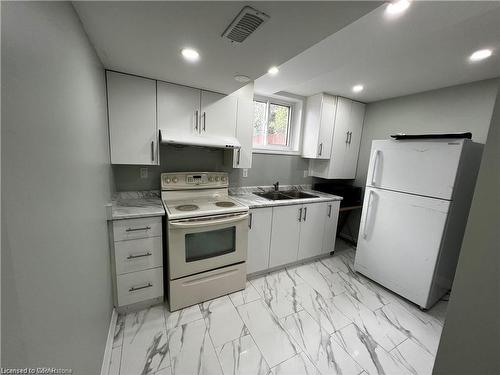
[108,71,252,166]
[224,83,254,169]
[200,90,238,138]
[309,96,366,179]
[106,71,158,165]
[157,83,238,139]
[157,81,201,136]
[302,94,336,159]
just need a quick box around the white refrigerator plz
[354,139,483,309]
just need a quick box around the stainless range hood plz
[159,130,241,149]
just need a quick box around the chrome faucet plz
[273,181,280,191]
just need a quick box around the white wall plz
[433,79,500,374]
[355,79,499,187]
[1,2,113,373]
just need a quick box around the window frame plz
[252,95,299,154]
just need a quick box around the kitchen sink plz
[254,190,319,200]
[281,190,319,199]
[254,191,293,200]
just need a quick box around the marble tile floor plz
[109,240,448,375]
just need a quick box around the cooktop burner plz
[175,204,199,211]
[215,201,236,207]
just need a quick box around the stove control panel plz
[161,172,228,190]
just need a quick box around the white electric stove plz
[161,172,248,311]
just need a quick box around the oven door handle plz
[170,213,249,229]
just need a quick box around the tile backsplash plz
[112,144,312,191]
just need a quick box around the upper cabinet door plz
[232,83,254,169]
[342,100,365,178]
[200,90,238,137]
[302,94,335,159]
[329,97,351,177]
[107,71,158,165]
[157,81,201,136]
[316,95,336,159]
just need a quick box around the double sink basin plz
[254,190,319,201]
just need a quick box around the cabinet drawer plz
[113,217,162,241]
[169,262,245,311]
[114,237,163,275]
[116,268,163,307]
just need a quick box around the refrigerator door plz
[355,187,450,308]
[366,139,464,200]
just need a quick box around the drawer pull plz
[125,226,151,232]
[129,283,153,292]
[126,252,152,260]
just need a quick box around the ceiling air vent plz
[221,6,270,44]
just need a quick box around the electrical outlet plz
[140,168,148,179]
[303,170,309,178]
[242,169,248,178]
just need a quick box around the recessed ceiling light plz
[268,66,279,75]
[386,0,411,16]
[234,74,251,83]
[469,49,493,62]
[181,48,200,62]
[352,84,364,93]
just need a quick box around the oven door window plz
[185,226,236,262]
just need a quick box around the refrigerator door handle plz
[362,190,374,239]
[371,150,381,185]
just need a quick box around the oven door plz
[168,212,249,279]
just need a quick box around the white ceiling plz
[255,1,500,102]
[73,1,379,94]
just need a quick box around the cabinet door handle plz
[303,207,308,221]
[129,283,153,292]
[362,190,375,239]
[298,208,303,222]
[318,143,323,156]
[345,131,349,144]
[328,204,332,218]
[371,150,381,185]
[248,213,253,229]
[237,149,241,165]
[151,141,154,162]
[202,112,206,132]
[194,110,199,132]
[126,252,152,260]
[348,131,352,144]
[125,226,151,232]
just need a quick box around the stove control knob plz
[173,177,178,183]
[165,178,171,184]
[215,176,220,181]
[221,176,227,182]
[209,176,214,182]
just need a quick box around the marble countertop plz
[111,191,165,220]
[229,185,342,209]
[110,186,342,219]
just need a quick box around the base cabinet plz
[298,203,327,259]
[247,208,273,274]
[269,205,301,268]
[322,201,340,253]
[264,202,337,270]
[109,216,164,310]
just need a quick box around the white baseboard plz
[100,308,118,375]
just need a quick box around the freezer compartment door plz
[355,187,450,308]
[366,139,463,200]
